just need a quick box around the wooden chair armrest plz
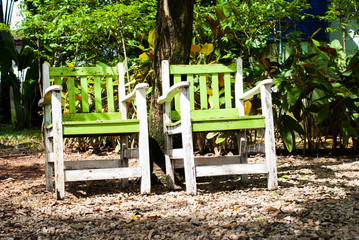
[38,85,62,107]
[158,81,190,104]
[239,79,274,101]
[121,83,149,103]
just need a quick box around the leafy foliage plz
[6,0,359,153]
[17,0,156,66]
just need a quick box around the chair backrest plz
[45,63,129,120]
[163,59,245,119]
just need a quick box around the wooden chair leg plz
[137,88,151,194]
[261,84,278,190]
[45,129,54,192]
[52,91,65,200]
[139,130,151,194]
[237,131,248,184]
[165,134,175,190]
[180,88,197,195]
[120,135,129,188]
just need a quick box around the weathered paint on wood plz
[180,87,197,195]
[158,59,278,194]
[38,63,151,199]
[65,167,142,182]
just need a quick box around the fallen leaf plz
[69,223,84,229]
[267,206,278,212]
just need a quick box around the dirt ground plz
[1,145,359,239]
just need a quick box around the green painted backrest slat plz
[50,67,118,76]
[68,77,76,114]
[170,63,236,74]
[191,108,240,120]
[62,112,122,122]
[188,75,195,110]
[199,74,207,110]
[211,74,219,109]
[174,75,181,113]
[224,72,232,108]
[170,108,247,121]
[81,76,89,113]
[169,63,236,113]
[54,77,61,85]
[106,76,115,112]
[49,66,120,115]
[94,76,102,113]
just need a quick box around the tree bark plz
[149,0,194,172]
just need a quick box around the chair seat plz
[63,119,140,136]
[166,115,265,132]
[59,112,139,136]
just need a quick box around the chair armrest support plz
[121,83,149,103]
[38,85,62,107]
[158,81,190,104]
[239,79,273,101]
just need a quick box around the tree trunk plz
[149,0,194,173]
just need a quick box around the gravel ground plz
[1,149,359,239]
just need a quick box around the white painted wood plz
[247,144,265,153]
[118,63,127,120]
[42,63,54,192]
[52,90,65,200]
[162,60,172,127]
[239,79,273,101]
[166,124,182,135]
[169,148,184,159]
[45,129,54,191]
[165,135,175,190]
[235,59,245,116]
[173,155,241,169]
[38,85,62,107]
[261,84,278,190]
[161,60,170,94]
[48,152,55,162]
[161,60,176,190]
[124,148,139,159]
[159,59,278,194]
[237,131,248,184]
[64,159,121,170]
[121,83,149,103]
[65,167,142,182]
[120,135,129,188]
[41,62,152,199]
[136,87,151,194]
[180,87,197,195]
[158,81,190,104]
[196,163,268,177]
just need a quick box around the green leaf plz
[330,39,342,51]
[279,125,294,152]
[312,39,320,47]
[114,144,121,153]
[283,115,305,135]
[287,87,301,106]
[312,88,327,105]
[206,132,219,139]
[316,104,329,124]
[342,121,358,146]
[148,30,156,47]
[139,52,150,61]
[69,223,84,229]
[215,134,226,144]
[201,43,214,56]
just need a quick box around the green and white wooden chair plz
[38,63,151,199]
[158,59,277,194]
